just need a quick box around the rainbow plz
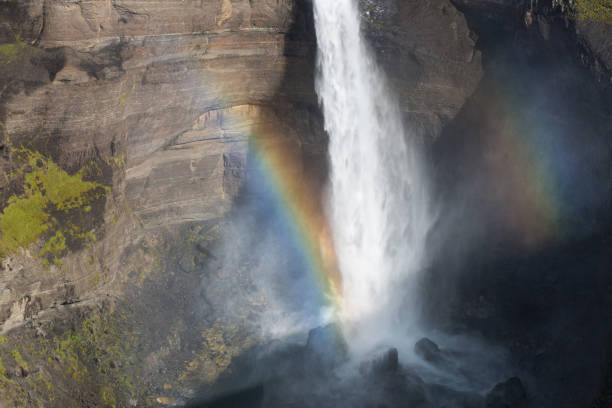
[210,103,345,323]
[464,78,587,249]
[245,120,343,312]
[486,107,562,248]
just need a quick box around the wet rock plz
[360,347,400,376]
[156,396,183,406]
[427,383,485,408]
[373,347,399,374]
[305,324,348,364]
[486,377,528,408]
[414,337,442,362]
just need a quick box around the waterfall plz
[313,0,432,353]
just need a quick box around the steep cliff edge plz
[0,0,312,329]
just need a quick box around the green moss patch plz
[0,35,26,65]
[574,0,612,23]
[0,309,149,407]
[0,148,108,263]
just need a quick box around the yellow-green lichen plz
[106,153,126,169]
[40,231,67,266]
[0,310,148,407]
[179,321,256,386]
[0,35,26,65]
[574,0,612,23]
[11,350,28,371]
[0,357,11,384]
[0,148,108,263]
[101,386,117,407]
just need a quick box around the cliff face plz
[425,1,612,407]
[1,0,305,225]
[0,0,483,406]
[0,0,311,325]
[0,1,319,406]
[362,0,484,141]
[1,0,609,406]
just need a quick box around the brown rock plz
[0,1,485,406]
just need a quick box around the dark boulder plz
[372,347,399,374]
[485,377,527,408]
[305,324,348,365]
[415,337,442,362]
[360,347,400,377]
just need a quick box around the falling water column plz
[312,0,432,353]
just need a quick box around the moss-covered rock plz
[0,35,27,66]
[574,0,612,23]
[0,307,150,407]
[0,148,108,264]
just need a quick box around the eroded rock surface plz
[0,0,480,341]
[2,0,609,407]
[361,0,484,141]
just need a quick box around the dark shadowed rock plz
[360,347,400,377]
[186,384,264,408]
[372,347,399,374]
[415,337,442,362]
[305,324,348,365]
[361,0,483,142]
[427,383,485,408]
[486,377,527,408]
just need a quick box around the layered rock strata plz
[0,0,482,406]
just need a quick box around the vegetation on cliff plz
[0,148,108,264]
[574,0,612,23]
[0,34,26,65]
[0,309,149,407]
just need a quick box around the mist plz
[187,0,612,407]
[187,0,519,407]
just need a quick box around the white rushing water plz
[313,0,432,353]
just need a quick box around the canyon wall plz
[426,1,612,407]
[0,0,315,336]
[0,0,609,406]
[0,0,481,406]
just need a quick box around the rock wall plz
[0,0,313,320]
[361,0,484,141]
[0,0,609,406]
[6,0,598,406]
[424,1,612,406]
[1,0,304,222]
[0,1,325,405]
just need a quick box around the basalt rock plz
[453,0,611,77]
[372,347,399,374]
[305,324,349,365]
[414,337,443,363]
[423,1,612,407]
[486,377,528,408]
[0,2,323,405]
[361,0,484,142]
